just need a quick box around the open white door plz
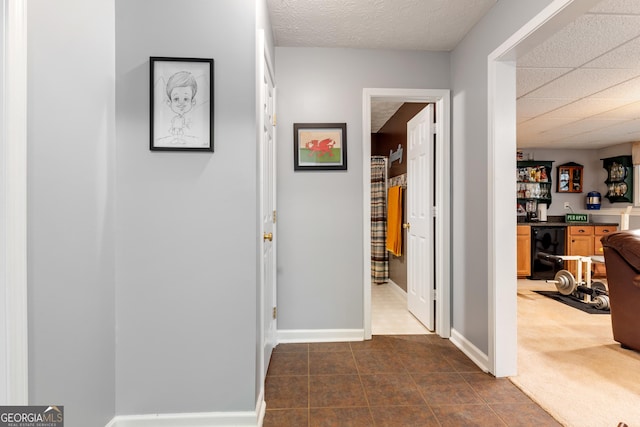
[406,104,435,331]
[259,33,277,382]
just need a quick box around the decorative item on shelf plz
[556,162,583,193]
[602,155,633,203]
[586,191,601,210]
[516,161,553,213]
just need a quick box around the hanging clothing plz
[371,157,389,283]
[386,185,403,257]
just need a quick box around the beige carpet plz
[512,279,640,427]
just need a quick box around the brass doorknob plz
[263,232,273,241]
[402,223,411,230]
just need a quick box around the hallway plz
[263,335,559,426]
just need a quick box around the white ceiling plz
[267,0,640,148]
[517,0,640,149]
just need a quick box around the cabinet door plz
[566,226,594,277]
[593,225,616,278]
[517,226,531,277]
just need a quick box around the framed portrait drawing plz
[293,123,347,171]
[150,57,214,151]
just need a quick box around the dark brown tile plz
[412,372,483,406]
[445,351,483,373]
[353,350,406,374]
[398,350,456,373]
[309,375,368,408]
[388,335,434,353]
[309,351,357,375]
[463,373,532,404]
[431,404,507,426]
[360,373,425,406]
[274,343,309,353]
[267,351,308,376]
[263,408,308,427]
[309,407,373,427]
[350,335,396,351]
[309,342,351,352]
[491,403,561,427]
[265,375,308,409]
[370,405,439,426]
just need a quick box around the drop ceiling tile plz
[541,98,633,119]
[524,68,640,99]
[516,68,573,97]
[591,101,640,119]
[585,36,640,69]
[589,0,640,14]
[590,75,640,99]
[539,118,626,140]
[518,14,640,68]
[517,98,573,118]
[517,117,577,136]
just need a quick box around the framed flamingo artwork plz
[293,123,347,171]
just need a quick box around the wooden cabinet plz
[517,225,531,278]
[566,225,617,278]
[594,225,615,277]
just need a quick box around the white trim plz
[277,329,364,343]
[449,328,489,373]
[362,88,451,340]
[1,0,28,405]
[487,0,601,377]
[106,410,261,427]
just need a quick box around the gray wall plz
[27,0,116,425]
[527,143,633,216]
[450,0,554,353]
[115,0,259,415]
[275,47,449,330]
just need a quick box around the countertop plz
[517,215,618,227]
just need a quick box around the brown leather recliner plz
[601,229,640,351]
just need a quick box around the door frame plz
[256,29,277,396]
[487,0,600,376]
[362,88,451,339]
[1,0,29,404]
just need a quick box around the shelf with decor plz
[602,155,633,203]
[516,161,553,214]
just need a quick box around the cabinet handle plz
[579,229,585,233]
[603,229,609,233]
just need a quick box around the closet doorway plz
[362,88,451,341]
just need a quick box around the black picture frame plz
[150,56,214,152]
[293,123,347,171]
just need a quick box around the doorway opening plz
[370,102,431,335]
[362,88,451,341]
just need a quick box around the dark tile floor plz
[263,335,560,427]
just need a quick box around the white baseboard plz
[106,409,261,427]
[277,329,364,343]
[387,280,407,300]
[450,328,490,373]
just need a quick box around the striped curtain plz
[371,156,389,283]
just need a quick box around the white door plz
[260,38,277,381]
[406,104,435,331]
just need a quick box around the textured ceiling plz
[267,0,496,51]
[267,0,640,148]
